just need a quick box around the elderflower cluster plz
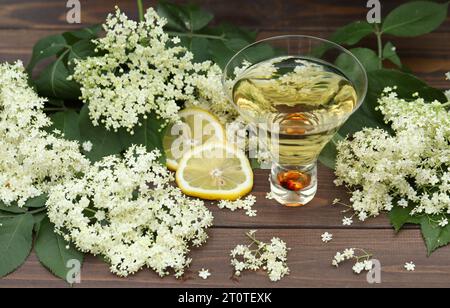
[218,195,257,217]
[230,231,290,282]
[332,248,374,274]
[46,146,214,277]
[335,89,450,220]
[0,62,89,206]
[73,7,234,132]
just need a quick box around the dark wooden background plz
[1,0,450,288]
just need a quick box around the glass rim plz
[222,34,369,120]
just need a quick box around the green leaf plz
[209,38,249,68]
[383,42,402,67]
[119,114,167,163]
[64,24,102,41]
[46,98,65,107]
[382,1,449,37]
[27,34,67,73]
[183,4,214,31]
[0,201,26,214]
[79,105,123,162]
[330,21,374,45]
[23,194,47,209]
[157,0,258,65]
[35,217,84,282]
[210,39,275,69]
[158,1,213,32]
[180,37,210,63]
[319,133,344,170]
[336,48,379,80]
[67,40,97,65]
[157,0,190,31]
[48,110,81,141]
[389,205,421,232]
[33,212,47,229]
[34,54,81,101]
[209,23,257,42]
[420,216,450,255]
[0,213,34,277]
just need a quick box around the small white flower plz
[94,210,106,222]
[445,90,450,102]
[342,217,353,226]
[343,248,355,259]
[398,199,409,208]
[171,37,181,44]
[404,262,416,271]
[321,232,333,243]
[352,262,365,274]
[363,260,373,271]
[198,269,211,280]
[439,218,449,227]
[332,198,340,205]
[82,141,93,152]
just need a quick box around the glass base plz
[269,163,318,207]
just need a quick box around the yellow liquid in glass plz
[232,56,357,166]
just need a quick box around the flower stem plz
[28,207,47,215]
[374,24,383,69]
[137,0,145,22]
[166,31,227,41]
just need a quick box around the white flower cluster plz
[335,90,450,220]
[73,7,234,132]
[46,145,213,277]
[230,230,290,282]
[0,62,89,206]
[332,248,373,274]
[218,195,257,217]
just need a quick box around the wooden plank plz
[1,228,449,288]
[208,167,395,229]
[1,0,449,32]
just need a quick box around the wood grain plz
[208,167,396,229]
[0,0,449,288]
[1,0,449,32]
[2,229,448,288]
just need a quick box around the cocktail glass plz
[222,35,367,206]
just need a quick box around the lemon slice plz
[163,107,225,171]
[176,143,254,201]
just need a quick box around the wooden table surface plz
[1,0,450,288]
